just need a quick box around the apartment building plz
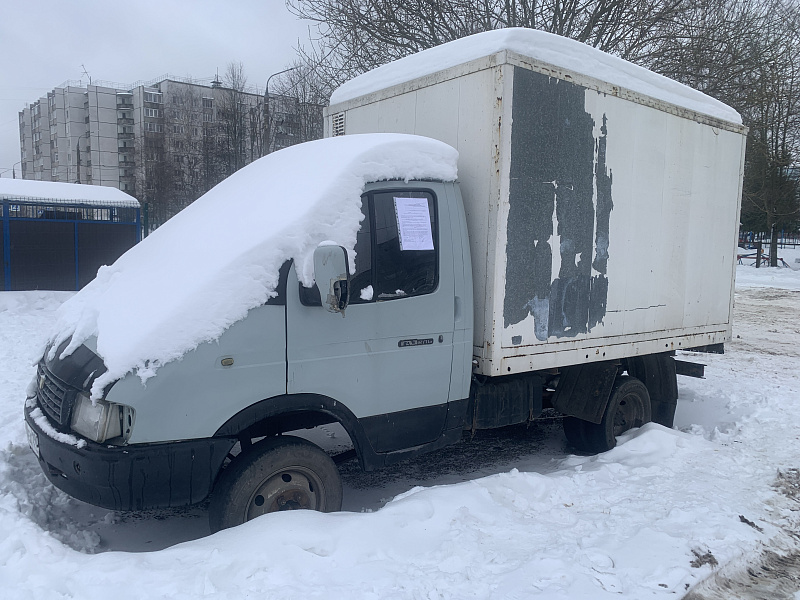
[19,75,323,224]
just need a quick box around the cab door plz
[286,183,456,453]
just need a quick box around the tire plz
[563,376,652,454]
[209,435,343,533]
[563,416,589,450]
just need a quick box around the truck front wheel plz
[563,376,652,454]
[209,435,343,533]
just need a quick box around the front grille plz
[35,363,75,428]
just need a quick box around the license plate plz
[26,422,39,459]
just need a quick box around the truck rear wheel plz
[209,435,342,533]
[563,376,651,454]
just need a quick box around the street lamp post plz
[264,67,299,155]
[0,160,22,179]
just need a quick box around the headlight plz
[70,393,135,444]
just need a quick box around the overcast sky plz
[0,0,315,178]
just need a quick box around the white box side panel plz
[492,75,744,374]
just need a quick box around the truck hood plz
[44,336,107,392]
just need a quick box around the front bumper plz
[24,403,236,511]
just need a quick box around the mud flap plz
[551,361,619,424]
[625,353,678,427]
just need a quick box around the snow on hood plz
[330,28,742,125]
[47,134,458,398]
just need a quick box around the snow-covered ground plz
[1,256,799,599]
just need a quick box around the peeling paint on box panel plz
[504,67,612,341]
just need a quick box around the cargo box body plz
[326,49,747,377]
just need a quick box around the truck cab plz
[24,177,474,531]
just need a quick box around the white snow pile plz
[46,134,458,397]
[330,28,741,125]
[736,246,800,290]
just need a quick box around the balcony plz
[118,146,134,153]
[117,102,133,109]
[118,160,136,167]
[118,132,134,140]
[118,117,134,126]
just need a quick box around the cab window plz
[300,189,438,306]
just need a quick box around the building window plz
[203,112,213,123]
[144,92,163,104]
[202,98,213,109]
[145,122,164,133]
[145,108,161,118]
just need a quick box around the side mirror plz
[313,244,350,315]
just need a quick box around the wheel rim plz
[246,467,325,520]
[612,394,644,437]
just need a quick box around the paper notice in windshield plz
[394,197,433,251]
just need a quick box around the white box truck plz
[24,29,746,532]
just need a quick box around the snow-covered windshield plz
[330,28,741,125]
[48,134,458,398]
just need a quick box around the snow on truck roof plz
[48,133,458,398]
[0,178,140,207]
[330,28,742,125]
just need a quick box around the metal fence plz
[739,231,800,249]
[1,200,140,291]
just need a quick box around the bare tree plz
[260,62,326,152]
[737,0,800,263]
[217,62,253,175]
[161,84,209,214]
[288,0,691,95]
[248,98,267,161]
